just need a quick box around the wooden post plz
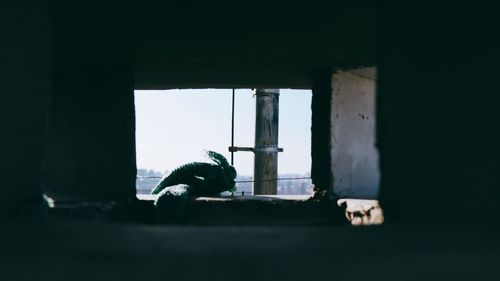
[253,89,280,195]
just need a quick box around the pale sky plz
[134,89,311,176]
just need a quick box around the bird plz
[151,151,237,223]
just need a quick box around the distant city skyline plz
[134,89,311,176]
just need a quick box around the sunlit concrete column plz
[311,69,379,200]
[253,89,279,195]
[44,61,137,203]
[0,1,51,216]
[330,68,379,199]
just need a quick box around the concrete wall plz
[330,68,379,199]
[44,61,137,203]
[377,3,500,221]
[0,1,51,216]
[311,72,333,197]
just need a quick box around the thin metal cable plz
[136,176,311,183]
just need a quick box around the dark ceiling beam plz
[52,1,376,89]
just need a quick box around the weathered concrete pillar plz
[0,1,51,216]
[311,69,379,200]
[331,68,379,199]
[44,61,136,203]
[253,89,279,195]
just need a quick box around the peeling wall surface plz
[330,68,379,199]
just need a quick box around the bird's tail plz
[205,150,231,168]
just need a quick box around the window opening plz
[134,89,312,196]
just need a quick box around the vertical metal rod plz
[230,88,235,166]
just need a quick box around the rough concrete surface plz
[1,221,499,281]
[331,68,379,199]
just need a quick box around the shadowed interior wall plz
[41,2,136,203]
[130,1,376,89]
[0,1,51,215]
[43,62,136,202]
[2,0,498,225]
[311,72,333,197]
[377,2,500,221]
